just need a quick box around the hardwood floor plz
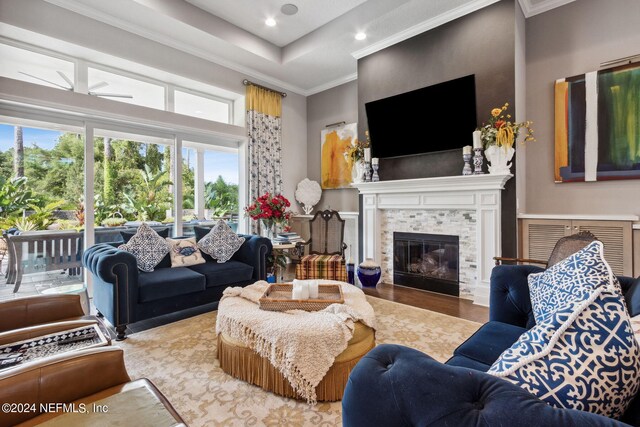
[362,282,489,323]
[284,265,489,323]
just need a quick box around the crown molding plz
[43,0,308,96]
[351,0,501,60]
[518,0,576,18]
[303,73,358,96]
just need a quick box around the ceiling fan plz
[18,70,134,99]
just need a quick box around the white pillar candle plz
[308,280,319,299]
[371,157,379,165]
[473,130,482,149]
[463,145,472,155]
[292,279,309,300]
[364,147,371,162]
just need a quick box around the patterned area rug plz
[117,296,480,426]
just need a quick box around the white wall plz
[0,0,307,208]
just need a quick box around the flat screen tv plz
[365,74,477,159]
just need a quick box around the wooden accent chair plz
[295,210,348,282]
[494,230,598,267]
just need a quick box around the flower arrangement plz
[479,103,535,149]
[244,192,293,232]
[344,131,371,165]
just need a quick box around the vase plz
[484,144,515,175]
[261,220,277,240]
[352,160,366,184]
[357,258,381,287]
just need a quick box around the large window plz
[174,90,231,123]
[182,143,239,233]
[93,131,173,229]
[88,67,165,110]
[0,43,75,92]
[0,122,85,292]
[1,41,236,124]
[0,123,84,222]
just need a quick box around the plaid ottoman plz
[295,254,347,282]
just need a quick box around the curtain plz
[246,84,283,234]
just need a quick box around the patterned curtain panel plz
[246,84,283,234]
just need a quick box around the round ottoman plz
[217,321,375,401]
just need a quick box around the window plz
[174,90,231,123]
[0,43,75,92]
[88,67,165,110]
[0,122,85,291]
[182,143,239,233]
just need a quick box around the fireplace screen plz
[393,232,459,296]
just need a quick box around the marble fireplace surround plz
[353,174,513,306]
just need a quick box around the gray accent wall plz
[525,0,640,215]
[357,0,518,256]
[305,80,359,213]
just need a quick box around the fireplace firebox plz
[393,232,459,296]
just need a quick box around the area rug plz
[117,296,480,427]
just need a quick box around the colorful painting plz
[321,122,357,189]
[554,62,640,183]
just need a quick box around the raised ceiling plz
[34,0,575,96]
[185,0,369,47]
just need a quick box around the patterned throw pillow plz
[166,237,206,268]
[117,223,170,272]
[197,219,245,263]
[528,240,620,324]
[489,285,640,419]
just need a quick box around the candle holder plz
[372,163,380,182]
[473,148,484,174]
[462,153,472,175]
[364,161,372,182]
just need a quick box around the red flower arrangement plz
[244,192,293,232]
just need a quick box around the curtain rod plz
[242,79,287,98]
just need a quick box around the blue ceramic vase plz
[357,259,381,287]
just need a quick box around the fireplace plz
[393,232,459,296]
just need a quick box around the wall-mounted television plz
[365,74,477,159]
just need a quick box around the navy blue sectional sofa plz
[83,228,271,340]
[342,265,640,426]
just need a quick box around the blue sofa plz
[83,228,271,340]
[342,265,640,426]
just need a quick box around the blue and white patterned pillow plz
[489,285,640,419]
[528,240,620,324]
[118,223,170,272]
[197,220,245,263]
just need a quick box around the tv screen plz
[365,74,477,158]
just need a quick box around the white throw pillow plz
[117,223,170,272]
[197,219,245,263]
[166,237,206,268]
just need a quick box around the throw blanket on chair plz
[216,280,376,404]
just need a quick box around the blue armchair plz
[342,265,640,426]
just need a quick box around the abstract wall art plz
[320,122,357,189]
[554,62,640,183]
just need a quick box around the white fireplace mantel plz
[353,174,512,306]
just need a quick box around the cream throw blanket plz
[216,280,376,404]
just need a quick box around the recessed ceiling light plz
[355,32,367,41]
[281,4,298,15]
[265,18,276,27]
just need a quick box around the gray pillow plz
[197,219,245,263]
[118,223,170,272]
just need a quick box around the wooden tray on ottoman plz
[259,283,344,312]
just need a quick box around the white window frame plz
[0,37,235,125]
